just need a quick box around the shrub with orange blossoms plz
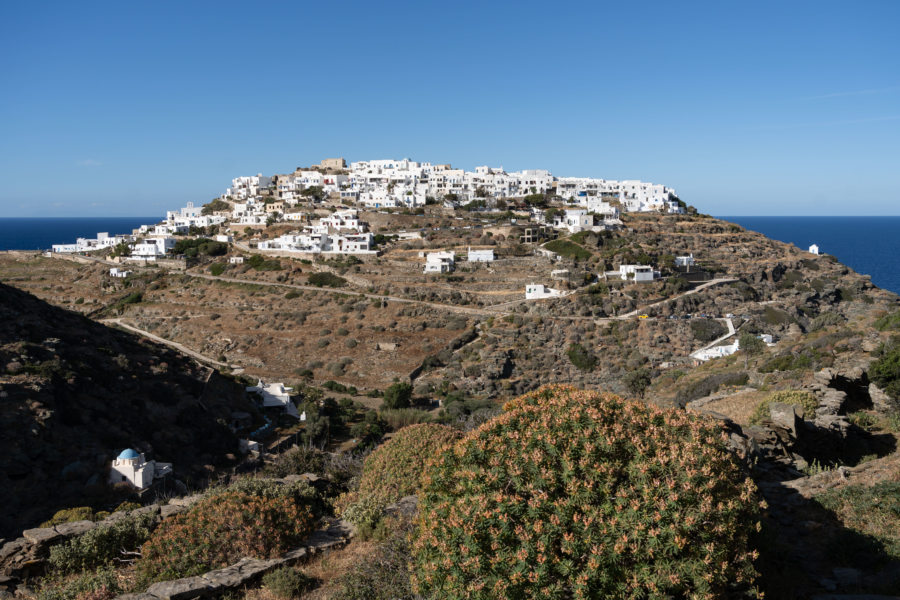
[412,385,765,600]
[138,490,314,581]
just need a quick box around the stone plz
[768,402,800,437]
[160,504,186,519]
[869,383,895,413]
[54,520,96,537]
[21,528,60,546]
[0,539,27,561]
[145,576,214,600]
[132,504,161,517]
[168,494,202,508]
[201,557,280,589]
[384,496,418,519]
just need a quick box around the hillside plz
[0,281,257,538]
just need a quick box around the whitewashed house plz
[424,251,455,273]
[525,283,563,300]
[108,448,173,489]
[128,237,176,261]
[691,340,740,362]
[467,247,495,262]
[246,380,299,418]
[229,256,245,264]
[614,264,659,282]
[675,254,695,267]
[809,244,820,255]
[109,268,131,278]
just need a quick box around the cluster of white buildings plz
[246,379,299,418]
[52,232,134,254]
[220,157,682,214]
[257,209,375,255]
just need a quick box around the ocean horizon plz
[2,215,898,296]
[720,216,900,296]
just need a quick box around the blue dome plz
[117,448,140,460]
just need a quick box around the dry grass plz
[698,389,769,425]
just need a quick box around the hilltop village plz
[2,157,900,599]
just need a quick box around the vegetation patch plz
[690,318,727,343]
[543,239,591,261]
[355,423,461,509]
[875,311,900,332]
[870,338,900,400]
[815,481,900,566]
[138,488,313,581]
[750,390,819,425]
[566,342,596,371]
[308,272,347,287]
[413,385,763,599]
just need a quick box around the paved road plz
[689,318,738,358]
[615,278,738,319]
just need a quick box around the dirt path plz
[102,318,232,369]
[615,278,738,319]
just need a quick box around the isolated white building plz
[109,268,131,278]
[691,340,740,362]
[467,247,495,262]
[525,283,563,300]
[109,448,173,489]
[809,244,820,255]
[229,256,245,264]
[675,254,695,267]
[424,251,455,273]
[615,264,659,282]
[246,380,299,418]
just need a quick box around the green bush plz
[763,306,794,326]
[209,263,226,276]
[758,352,813,373]
[336,523,414,600]
[875,311,900,332]
[750,390,819,425]
[382,381,413,409]
[412,385,763,599]
[36,567,120,600]
[40,506,95,528]
[870,340,900,400]
[544,239,591,261]
[261,566,318,599]
[308,272,347,287]
[566,342,596,371]
[379,408,432,430]
[263,447,325,477]
[691,319,727,343]
[49,512,156,574]
[357,423,461,508]
[246,254,283,271]
[675,372,749,405]
[138,490,313,581]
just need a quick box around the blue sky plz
[1,0,898,217]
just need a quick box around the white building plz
[691,340,740,362]
[246,380,299,418]
[424,251,455,273]
[614,264,660,282]
[809,244,820,255]
[675,254,695,267]
[128,237,176,260]
[51,232,133,253]
[229,256,245,264]
[467,248,495,262]
[109,268,131,278]
[108,448,173,490]
[525,283,563,300]
[553,209,595,234]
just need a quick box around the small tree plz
[624,367,652,398]
[383,381,413,409]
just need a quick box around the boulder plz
[21,528,59,546]
[54,520,95,537]
[201,557,281,589]
[159,505,186,520]
[145,576,214,600]
[768,402,800,437]
[868,383,895,413]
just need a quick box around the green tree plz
[870,339,900,400]
[739,333,765,355]
[624,368,652,398]
[382,381,413,409]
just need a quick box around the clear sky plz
[1,0,898,217]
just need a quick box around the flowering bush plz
[138,490,313,581]
[356,423,461,508]
[412,385,764,599]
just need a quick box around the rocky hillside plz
[0,282,257,538]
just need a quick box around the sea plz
[720,216,900,296]
[1,215,898,296]
[0,217,158,252]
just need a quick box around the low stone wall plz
[115,520,353,600]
